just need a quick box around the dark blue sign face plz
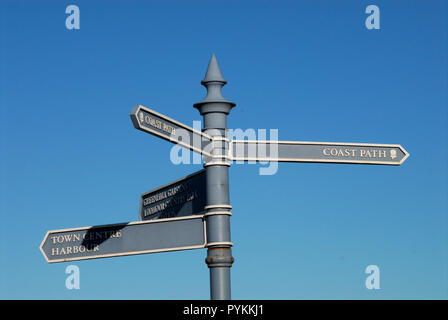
[40,216,206,263]
[139,170,206,221]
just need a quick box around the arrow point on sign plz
[39,231,51,263]
[398,145,410,164]
[130,105,142,129]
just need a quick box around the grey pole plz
[194,54,235,300]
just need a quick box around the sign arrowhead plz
[397,145,410,164]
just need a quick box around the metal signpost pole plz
[194,54,235,300]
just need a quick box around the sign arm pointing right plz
[229,140,409,165]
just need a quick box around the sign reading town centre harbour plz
[40,216,206,263]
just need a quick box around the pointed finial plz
[194,54,236,115]
[202,53,226,84]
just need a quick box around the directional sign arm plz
[130,105,214,157]
[40,216,206,263]
[229,140,409,165]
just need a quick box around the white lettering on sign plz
[139,111,176,135]
[322,147,388,158]
[51,244,99,256]
[143,190,199,218]
[143,183,191,206]
[49,230,122,256]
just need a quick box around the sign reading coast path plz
[40,216,205,263]
[230,140,409,165]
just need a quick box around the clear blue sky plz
[0,0,447,299]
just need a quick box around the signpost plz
[40,53,409,300]
[139,170,206,221]
[40,216,205,263]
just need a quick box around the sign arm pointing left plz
[40,215,206,263]
[130,105,214,157]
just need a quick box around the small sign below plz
[139,169,206,221]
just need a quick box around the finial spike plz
[202,53,226,84]
[194,54,236,114]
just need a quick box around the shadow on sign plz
[81,223,128,248]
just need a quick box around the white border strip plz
[212,137,230,142]
[205,241,234,248]
[204,211,232,217]
[205,204,232,210]
[203,161,231,167]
